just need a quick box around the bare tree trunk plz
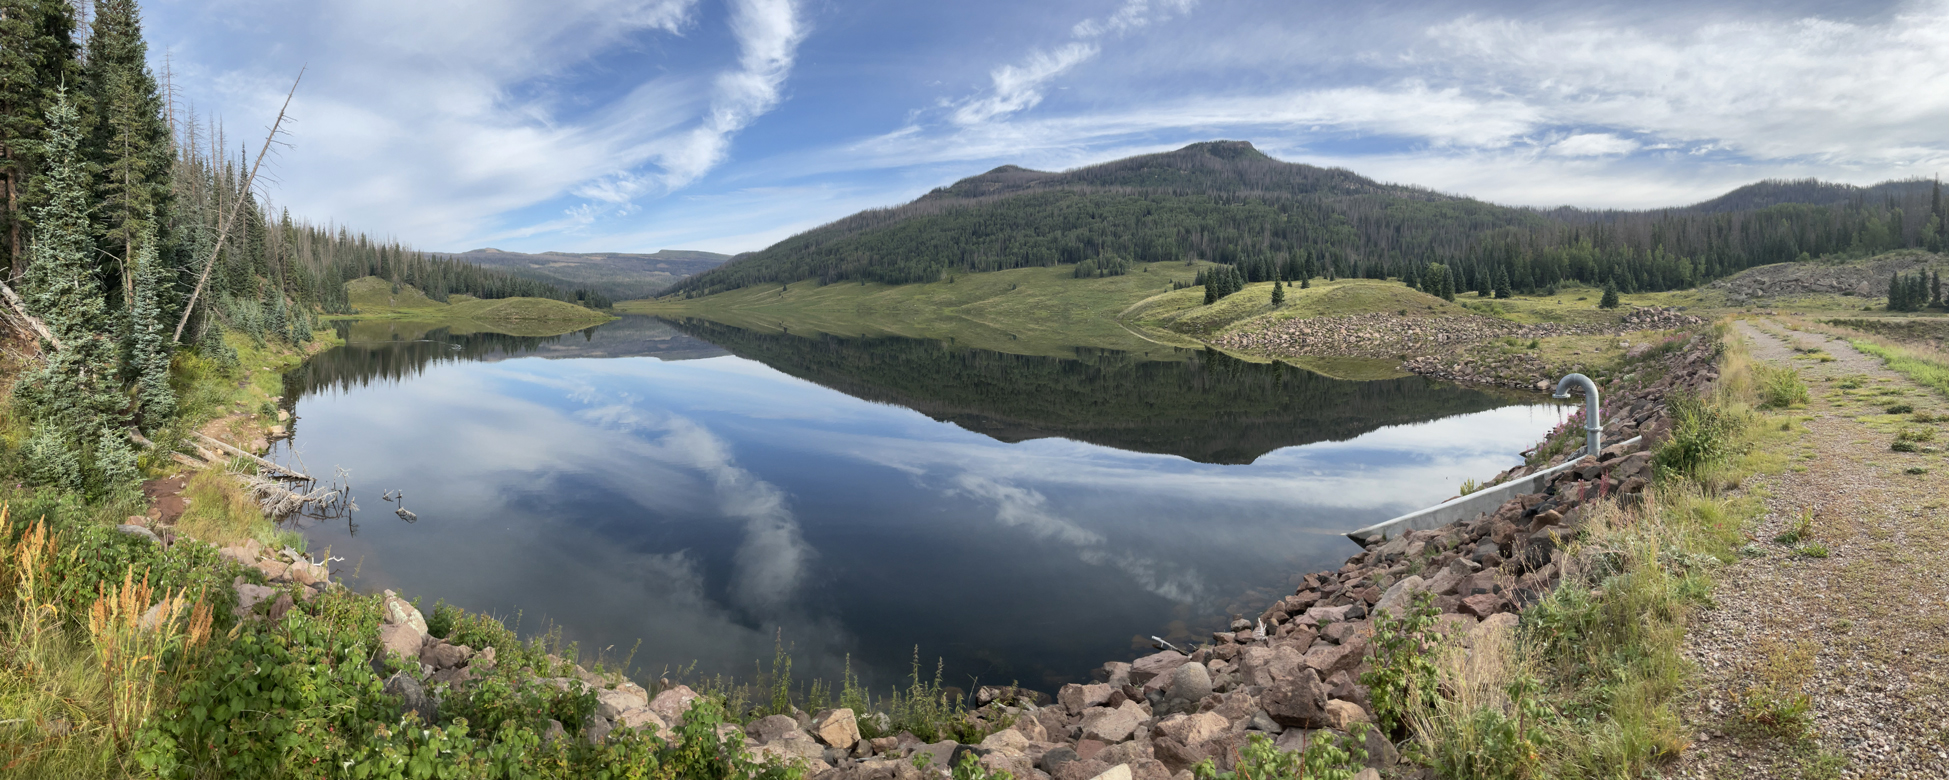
[172,68,303,344]
[0,279,61,350]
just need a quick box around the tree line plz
[666,141,1949,301]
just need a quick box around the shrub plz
[1193,730,1367,780]
[1654,394,1744,479]
[1756,365,1810,409]
[1361,591,1441,735]
[1887,403,1916,415]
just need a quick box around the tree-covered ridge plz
[663,318,1515,464]
[667,141,1949,302]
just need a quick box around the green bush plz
[1360,592,1441,735]
[1192,730,1367,780]
[1756,366,1810,409]
[1653,394,1744,479]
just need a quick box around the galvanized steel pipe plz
[1553,373,1602,457]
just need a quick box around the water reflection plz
[275,316,1566,692]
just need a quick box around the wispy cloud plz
[947,0,1199,127]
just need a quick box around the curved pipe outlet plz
[1552,373,1602,457]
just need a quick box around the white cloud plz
[948,0,1199,127]
[1551,133,1639,157]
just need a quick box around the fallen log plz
[192,432,309,481]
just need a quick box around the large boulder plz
[1060,682,1114,714]
[1151,712,1229,746]
[1160,662,1212,713]
[1261,669,1330,729]
[747,714,806,745]
[616,707,670,739]
[1080,701,1149,743]
[384,671,437,722]
[422,641,474,671]
[378,623,424,662]
[381,590,428,633]
[1236,644,1305,688]
[812,708,861,749]
[649,684,701,725]
[597,686,651,720]
[1128,652,1188,687]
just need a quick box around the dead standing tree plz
[171,67,303,344]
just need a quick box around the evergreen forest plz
[668,141,1949,300]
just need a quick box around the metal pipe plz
[1553,373,1602,457]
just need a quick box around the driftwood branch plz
[192,431,309,480]
[172,67,304,344]
[0,279,60,350]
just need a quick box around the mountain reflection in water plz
[274,315,1565,692]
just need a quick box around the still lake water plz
[273,316,1567,692]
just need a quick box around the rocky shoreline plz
[1211,306,1704,391]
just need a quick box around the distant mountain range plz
[437,248,732,301]
[667,140,1944,299]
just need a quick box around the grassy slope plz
[630,270,1702,379]
[343,276,614,336]
[623,262,1217,359]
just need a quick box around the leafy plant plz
[1360,591,1441,735]
[1654,393,1744,479]
[1757,365,1810,409]
[1192,730,1367,780]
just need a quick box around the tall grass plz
[1416,322,1788,777]
[1849,338,1949,397]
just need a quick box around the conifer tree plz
[1271,276,1285,306]
[84,0,173,306]
[1300,275,1309,289]
[16,88,132,495]
[129,226,174,421]
[1599,281,1620,309]
[1493,266,1512,299]
[0,0,82,278]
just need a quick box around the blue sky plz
[145,0,1949,255]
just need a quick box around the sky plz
[144,0,1949,255]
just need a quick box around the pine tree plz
[1271,277,1285,305]
[84,0,174,308]
[16,88,132,495]
[1599,281,1620,309]
[1300,275,1309,289]
[0,0,82,279]
[1493,266,1512,299]
[129,226,174,421]
[1440,265,1457,301]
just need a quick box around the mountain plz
[666,141,1947,300]
[441,248,732,301]
[669,141,1545,296]
[1679,178,1939,214]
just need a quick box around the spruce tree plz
[129,227,174,421]
[16,89,132,495]
[1271,277,1285,306]
[85,0,174,308]
[1493,266,1512,299]
[0,0,82,279]
[1599,281,1620,309]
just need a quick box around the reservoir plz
[274,315,1567,693]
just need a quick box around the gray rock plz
[1161,662,1212,713]
[1060,682,1114,714]
[1039,746,1080,774]
[747,714,804,744]
[422,642,474,671]
[116,524,159,544]
[384,671,438,723]
[597,686,651,720]
[1372,575,1425,618]
[585,713,614,745]
[1081,701,1149,743]
[1261,668,1329,728]
[1128,651,1188,687]
[233,580,275,617]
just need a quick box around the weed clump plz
[1757,365,1810,409]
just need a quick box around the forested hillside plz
[440,247,730,300]
[668,141,1949,299]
